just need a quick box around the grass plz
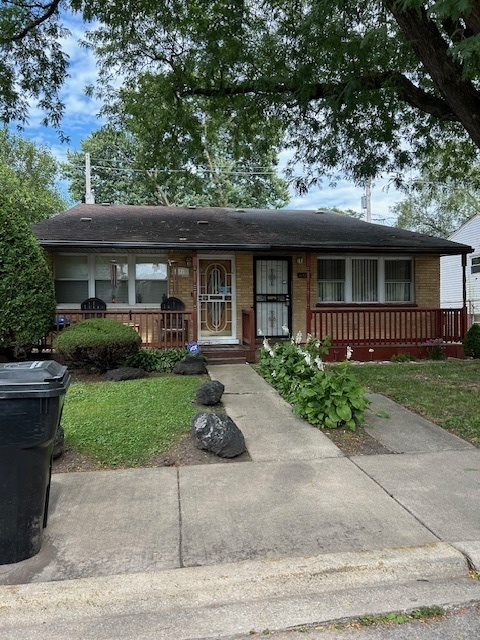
[350,359,480,445]
[62,376,203,467]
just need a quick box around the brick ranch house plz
[32,204,472,362]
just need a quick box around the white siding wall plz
[441,216,480,321]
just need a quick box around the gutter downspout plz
[306,252,312,335]
[192,251,198,342]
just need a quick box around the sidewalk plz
[0,364,479,639]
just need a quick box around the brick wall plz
[415,255,440,307]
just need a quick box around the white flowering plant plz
[257,334,369,430]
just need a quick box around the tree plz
[62,122,290,208]
[0,178,57,355]
[78,0,480,187]
[391,142,480,237]
[4,2,480,188]
[0,1,69,132]
[0,129,66,223]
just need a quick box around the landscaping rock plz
[196,380,225,405]
[104,366,147,381]
[53,424,64,460]
[173,354,207,375]
[191,412,245,458]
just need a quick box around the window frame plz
[54,253,169,307]
[317,256,414,304]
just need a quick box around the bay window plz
[318,257,413,304]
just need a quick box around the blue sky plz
[16,13,402,223]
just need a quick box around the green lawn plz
[62,376,203,466]
[350,360,480,446]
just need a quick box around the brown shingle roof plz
[32,204,472,255]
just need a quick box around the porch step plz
[200,345,257,366]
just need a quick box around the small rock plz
[173,354,207,375]
[196,380,225,405]
[53,424,64,459]
[104,367,147,381]
[191,412,245,458]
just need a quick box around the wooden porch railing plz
[307,307,465,346]
[39,309,193,351]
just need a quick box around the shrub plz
[463,323,480,358]
[0,198,56,356]
[53,319,142,371]
[126,347,188,372]
[391,352,417,362]
[257,334,369,430]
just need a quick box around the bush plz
[463,323,480,358]
[126,347,188,372]
[53,319,142,372]
[257,334,369,430]
[0,198,56,356]
[391,352,417,362]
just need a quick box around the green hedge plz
[54,318,142,372]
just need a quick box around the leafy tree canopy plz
[77,0,480,188]
[62,122,290,208]
[0,128,66,223]
[3,1,480,191]
[391,142,480,237]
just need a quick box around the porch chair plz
[160,296,188,344]
[81,297,107,319]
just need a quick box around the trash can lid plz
[0,361,71,398]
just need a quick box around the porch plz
[39,305,466,363]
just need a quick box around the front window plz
[95,256,129,303]
[135,258,168,303]
[318,257,413,304]
[54,254,169,305]
[54,255,89,303]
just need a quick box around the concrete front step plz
[201,346,256,365]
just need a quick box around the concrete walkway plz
[0,364,480,639]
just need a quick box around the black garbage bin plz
[0,361,71,564]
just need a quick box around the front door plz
[255,258,291,337]
[198,258,236,343]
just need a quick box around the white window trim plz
[54,253,169,307]
[317,256,414,304]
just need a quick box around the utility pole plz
[85,152,95,204]
[361,178,372,222]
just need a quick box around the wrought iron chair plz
[80,297,107,319]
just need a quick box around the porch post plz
[192,251,198,341]
[462,252,468,336]
[306,252,312,334]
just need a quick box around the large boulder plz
[191,413,245,458]
[173,354,207,375]
[196,380,225,405]
[104,367,147,381]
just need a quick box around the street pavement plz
[0,364,479,639]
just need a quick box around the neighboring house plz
[441,214,480,325]
[33,204,472,361]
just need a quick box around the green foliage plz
[0,1,69,132]
[390,352,417,362]
[53,318,142,372]
[463,323,480,358]
[257,335,369,430]
[80,0,480,187]
[0,196,56,355]
[0,129,66,223]
[62,376,202,466]
[126,347,187,372]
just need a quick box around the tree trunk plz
[384,0,480,149]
